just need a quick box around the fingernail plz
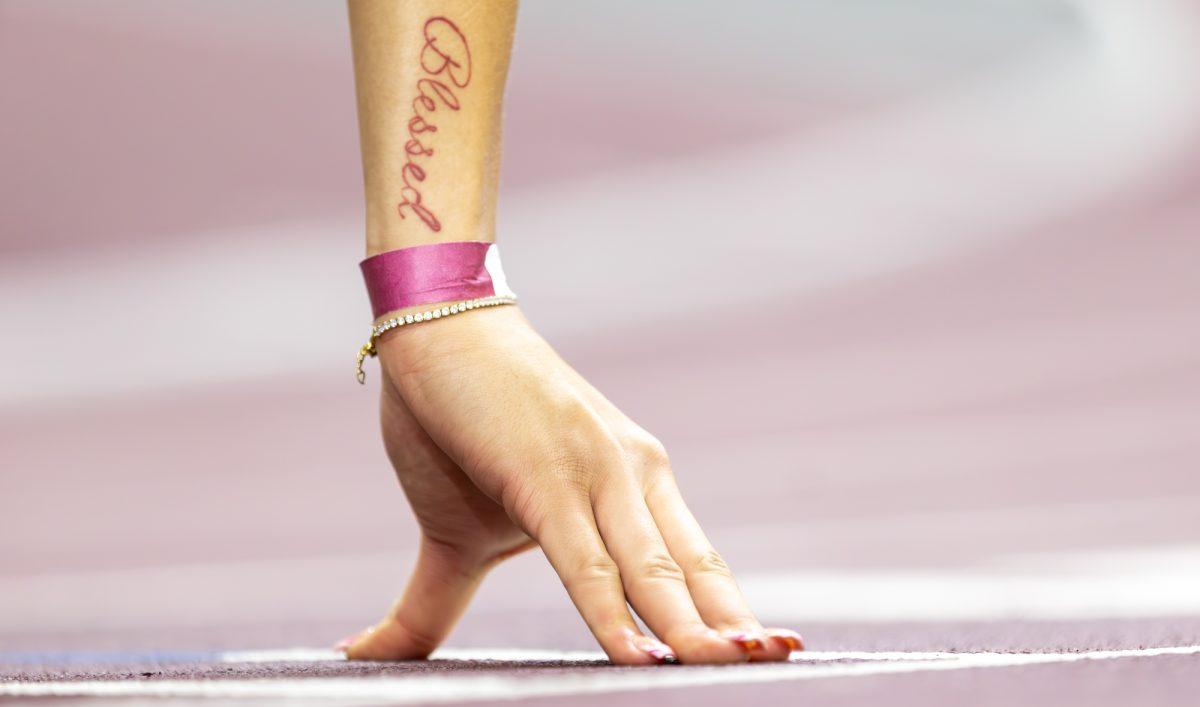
[633,637,679,665]
[333,627,370,653]
[765,628,805,653]
[721,630,766,652]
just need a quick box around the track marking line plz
[213,647,1025,664]
[4,645,1198,703]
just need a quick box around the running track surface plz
[2,1,1200,704]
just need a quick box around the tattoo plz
[397,17,472,232]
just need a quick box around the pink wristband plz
[360,241,514,319]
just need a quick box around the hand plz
[342,306,803,664]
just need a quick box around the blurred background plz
[2,0,1199,652]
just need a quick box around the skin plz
[344,0,803,665]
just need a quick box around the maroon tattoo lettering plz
[396,17,472,232]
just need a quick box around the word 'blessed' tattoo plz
[397,17,472,232]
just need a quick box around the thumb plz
[345,537,486,660]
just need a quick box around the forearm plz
[344,2,801,668]
[348,0,518,256]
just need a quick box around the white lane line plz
[6,646,1198,702]
[215,647,611,664]
[214,648,986,665]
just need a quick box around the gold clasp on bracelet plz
[355,341,376,385]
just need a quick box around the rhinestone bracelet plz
[355,294,517,384]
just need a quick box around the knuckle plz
[570,554,622,586]
[637,553,687,584]
[625,430,670,468]
[691,548,733,578]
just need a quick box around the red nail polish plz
[722,631,766,652]
[765,628,805,652]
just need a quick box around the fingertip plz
[334,626,373,657]
[629,635,679,666]
[748,638,792,662]
[667,628,752,664]
[596,627,674,666]
[718,628,792,662]
[720,629,768,652]
[765,627,805,654]
[344,620,437,662]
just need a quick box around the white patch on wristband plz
[485,244,516,298]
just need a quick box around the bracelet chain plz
[355,294,517,384]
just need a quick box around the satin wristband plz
[360,241,514,319]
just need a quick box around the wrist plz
[354,240,517,383]
[364,215,494,257]
[372,296,513,328]
[374,301,529,385]
[363,179,496,257]
[359,294,519,382]
[360,241,512,318]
